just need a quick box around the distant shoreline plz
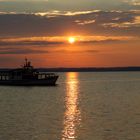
[0,67,140,72]
[39,67,140,72]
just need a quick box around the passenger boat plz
[0,59,59,86]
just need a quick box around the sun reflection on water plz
[62,72,81,140]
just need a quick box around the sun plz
[68,37,76,44]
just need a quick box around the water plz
[0,72,140,140]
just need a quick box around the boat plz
[0,59,59,86]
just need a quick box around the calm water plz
[0,72,140,140]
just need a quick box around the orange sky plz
[0,35,139,68]
[0,2,140,68]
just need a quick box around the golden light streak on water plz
[62,72,81,140]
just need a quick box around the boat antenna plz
[25,57,28,66]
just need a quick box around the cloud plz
[0,35,137,47]
[0,34,137,55]
[0,40,63,46]
[0,10,140,37]
[102,15,140,28]
[0,49,101,56]
[0,10,100,17]
[123,0,140,6]
[0,0,48,2]
[49,49,100,54]
[0,44,101,55]
[35,10,100,17]
[75,19,96,25]
[0,0,140,13]
[0,48,49,54]
[131,0,140,6]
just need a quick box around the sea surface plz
[0,72,140,140]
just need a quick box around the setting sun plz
[68,37,76,44]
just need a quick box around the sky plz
[0,0,140,68]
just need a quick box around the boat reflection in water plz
[62,72,81,140]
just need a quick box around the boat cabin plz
[0,59,56,81]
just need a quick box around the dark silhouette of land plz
[39,67,140,72]
[0,67,140,72]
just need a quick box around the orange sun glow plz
[68,37,76,44]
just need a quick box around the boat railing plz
[37,73,58,79]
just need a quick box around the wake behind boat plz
[0,59,59,86]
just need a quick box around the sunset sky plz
[0,0,140,68]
